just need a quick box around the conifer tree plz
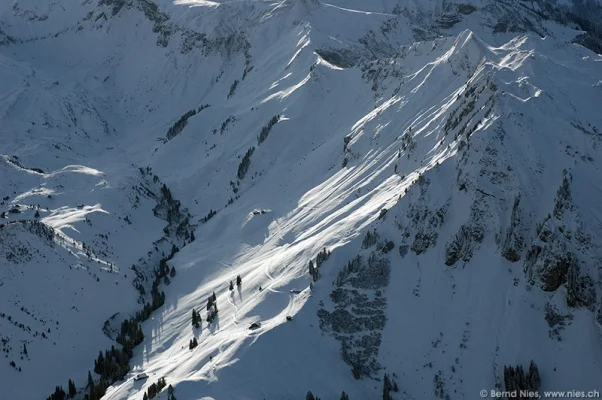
[306,392,316,400]
[191,309,201,328]
[170,266,176,277]
[236,275,242,286]
[383,373,392,400]
[87,371,94,390]
[340,391,350,400]
[68,379,76,398]
[229,281,234,291]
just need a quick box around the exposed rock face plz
[523,172,598,308]
[444,221,485,266]
[406,194,449,256]
[319,249,390,379]
[501,194,526,262]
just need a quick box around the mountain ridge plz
[0,1,601,399]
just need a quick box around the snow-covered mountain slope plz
[1,1,601,399]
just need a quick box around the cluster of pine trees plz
[227,80,239,98]
[165,105,209,141]
[308,247,331,282]
[45,380,76,400]
[237,147,255,180]
[362,229,379,249]
[142,377,167,400]
[306,390,350,400]
[503,361,541,395]
[306,391,322,400]
[189,337,199,350]
[93,346,130,384]
[201,209,217,224]
[46,245,180,400]
[191,308,202,328]
[257,114,281,145]
[206,292,219,324]
[382,373,399,400]
[84,370,109,400]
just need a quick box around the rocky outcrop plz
[501,194,526,262]
[523,172,598,310]
[319,251,390,379]
[407,203,448,256]
[566,261,596,309]
[444,223,484,266]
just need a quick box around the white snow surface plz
[0,0,602,399]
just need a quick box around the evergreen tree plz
[306,392,316,400]
[340,391,350,400]
[229,281,234,291]
[170,266,176,277]
[352,361,361,379]
[35,209,40,218]
[212,292,217,302]
[191,309,201,328]
[236,275,242,286]
[68,379,76,397]
[48,386,66,400]
[143,393,148,400]
[87,371,94,390]
[527,360,540,390]
[190,230,195,242]
[383,373,392,400]
[23,343,27,356]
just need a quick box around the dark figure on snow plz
[229,281,234,291]
[236,275,242,286]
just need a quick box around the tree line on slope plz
[43,177,192,400]
[189,275,243,349]
[165,104,210,141]
[235,115,282,182]
[308,248,331,282]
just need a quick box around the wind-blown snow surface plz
[1,1,602,399]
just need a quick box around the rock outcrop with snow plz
[0,1,601,399]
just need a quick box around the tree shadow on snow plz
[209,314,220,334]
